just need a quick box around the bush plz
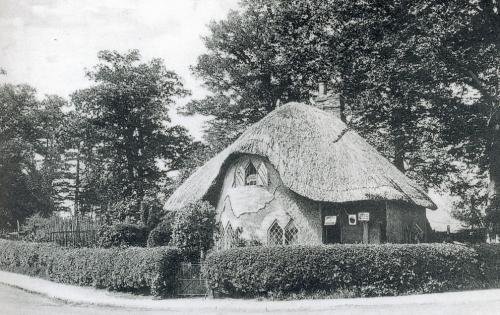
[474,244,500,284]
[0,239,180,296]
[204,244,488,298]
[21,214,52,242]
[171,201,216,261]
[97,223,148,248]
[147,212,176,247]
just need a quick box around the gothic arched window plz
[268,221,284,246]
[234,158,268,187]
[245,162,258,186]
[223,223,235,249]
[284,220,299,245]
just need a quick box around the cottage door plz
[322,206,342,244]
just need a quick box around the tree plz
[71,50,194,223]
[183,4,315,153]
[36,95,74,212]
[0,84,59,229]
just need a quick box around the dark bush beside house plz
[0,239,180,296]
[147,212,176,247]
[97,223,148,248]
[171,201,216,261]
[204,244,489,298]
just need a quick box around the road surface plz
[1,283,500,315]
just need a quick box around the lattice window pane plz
[217,223,224,250]
[245,162,258,186]
[224,224,235,249]
[285,221,299,245]
[256,162,268,186]
[268,221,284,246]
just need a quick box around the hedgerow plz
[204,244,490,298]
[0,239,180,296]
[474,243,500,285]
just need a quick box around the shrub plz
[0,239,180,296]
[474,243,500,284]
[147,212,176,247]
[171,201,216,261]
[21,214,52,242]
[97,223,148,248]
[204,244,488,298]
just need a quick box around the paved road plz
[1,283,500,315]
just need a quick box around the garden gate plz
[175,262,208,297]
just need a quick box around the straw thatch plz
[165,102,436,211]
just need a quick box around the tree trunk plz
[391,107,406,172]
[488,109,500,232]
[489,118,500,200]
[74,145,81,216]
[124,127,136,197]
[339,93,346,123]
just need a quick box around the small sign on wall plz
[358,212,370,222]
[324,216,337,226]
[348,214,357,225]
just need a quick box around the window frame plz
[267,220,284,246]
[284,220,299,245]
[267,219,299,246]
[244,162,258,186]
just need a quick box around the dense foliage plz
[171,201,216,261]
[97,223,148,248]
[0,239,180,296]
[204,244,492,298]
[0,84,70,230]
[473,243,500,282]
[70,50,195,223]
[147,212,176,247]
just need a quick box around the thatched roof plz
[165,102,436,211]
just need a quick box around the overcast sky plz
[0,0,239,139]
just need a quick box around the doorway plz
[324,222,341,244]
[322,205,342,244]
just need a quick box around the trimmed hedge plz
[474,244,500,284]
[0,239,180,296]
[204,244,490,298]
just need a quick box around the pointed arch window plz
[285,220,299,245]
[216,222,223,250]
[245,162,258,186]
[268,221,284,246]
[234,158,268,187]
[267,220,299,246]
[223,223,235,249]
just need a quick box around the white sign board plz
[358,212,370,222]
[324,216,337,226]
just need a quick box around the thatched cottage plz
[165,89,436,248]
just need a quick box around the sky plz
[0,0,240,140]
[0,0,463,231]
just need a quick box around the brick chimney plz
[315,82,344,121]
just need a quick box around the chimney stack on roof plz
[315,82,343,121]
